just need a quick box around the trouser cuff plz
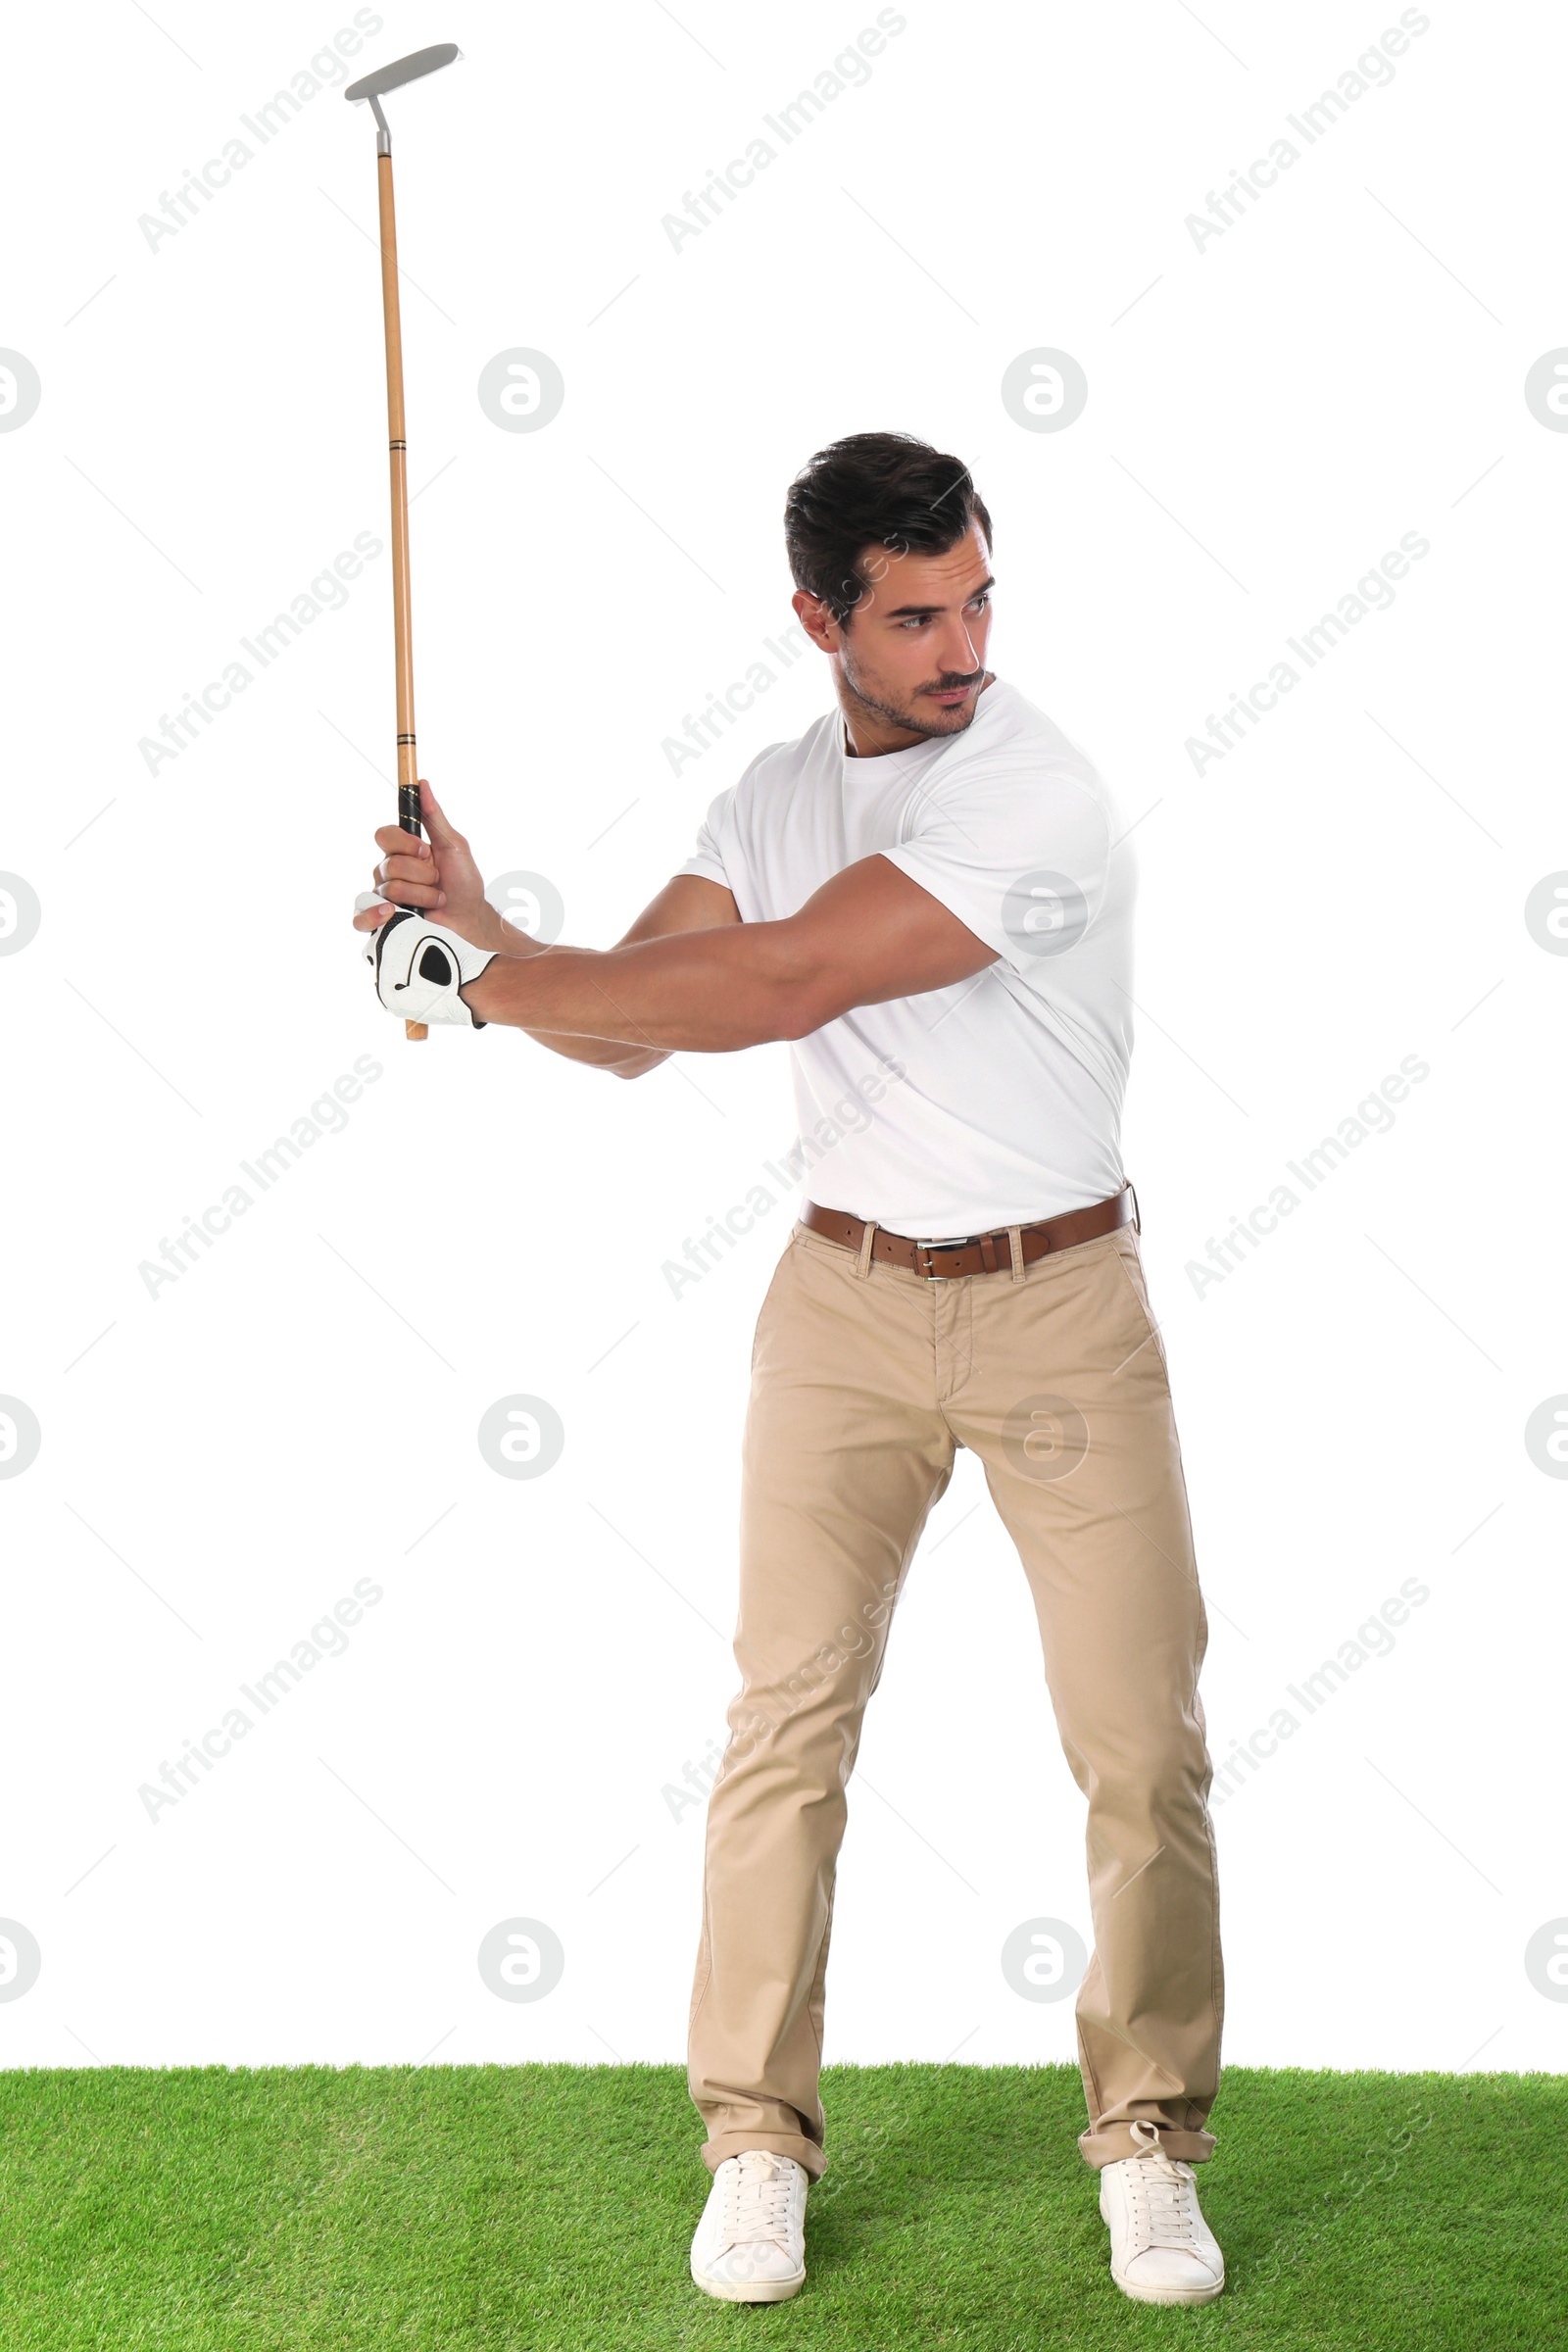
[1078,2122,1215,2170]
[702,2130,827,2183]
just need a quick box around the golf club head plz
[345,44,461,145]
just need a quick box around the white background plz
[2,0,1564,2096]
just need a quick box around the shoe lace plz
[719,2152,795,2246]
[1124,2121,1200,2249]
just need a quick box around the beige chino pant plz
[687,1211,1222,2179]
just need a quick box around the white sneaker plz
[1099,2121,1225,2305]
[690,2149,808,2303]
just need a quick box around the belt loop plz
[1006,1223,1025,1283]
[1126,1181,1141,1236]
[857,1217,878,1278]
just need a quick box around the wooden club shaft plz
[375,148,426,1041]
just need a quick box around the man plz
[353,432,1225,2310]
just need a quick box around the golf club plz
[344,42,461,1040]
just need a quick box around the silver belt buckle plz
[913,1234,973,1280]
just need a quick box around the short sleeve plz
[879,763,1113,977]
[675,785,734,889]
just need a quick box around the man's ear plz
[791,588,841,656]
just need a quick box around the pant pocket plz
[1108,1236,1169,1377]
[751,1234,802,1373]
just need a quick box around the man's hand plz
[346,783,745,1074]
[361,906,499,1027]
[353,780,509,955]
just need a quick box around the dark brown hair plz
[783,431,992,625]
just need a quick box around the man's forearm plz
[450,853,993,1055]
[465,922,821,1054]
[525,1027,665,1075]
[470,915,667,1072]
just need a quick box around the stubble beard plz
[838,646,988,741]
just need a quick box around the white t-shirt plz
[677,676,1135,1236]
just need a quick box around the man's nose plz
[937,617,981,673]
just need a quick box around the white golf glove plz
[357,897,499,1027]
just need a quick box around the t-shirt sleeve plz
[675,785,734,888]
[879,761,1113,977]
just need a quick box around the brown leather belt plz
[802,1184,1138,1281]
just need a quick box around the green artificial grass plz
[0,2062,1557,2349]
